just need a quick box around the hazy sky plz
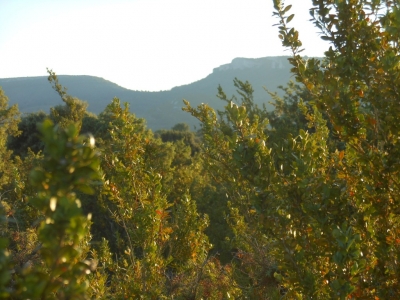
[0,0,328,91]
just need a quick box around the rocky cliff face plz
[213,56,289,72]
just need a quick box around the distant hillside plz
[0,56,294,130]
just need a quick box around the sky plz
[0,0,328,91]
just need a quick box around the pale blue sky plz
[0,0,328,91]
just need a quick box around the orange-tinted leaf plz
[339,151,344,161]
[367,117,377,126]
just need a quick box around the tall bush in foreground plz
[273,0,400,298]
[13,120,101,299]
[184,0,400,298]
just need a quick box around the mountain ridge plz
[0,56,294,130]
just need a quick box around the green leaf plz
[283,4,292,13]
[320,36,333,41]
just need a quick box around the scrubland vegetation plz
[1,1,400,298]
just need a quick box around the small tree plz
[98,99,239,298]
[47,69,88,131]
